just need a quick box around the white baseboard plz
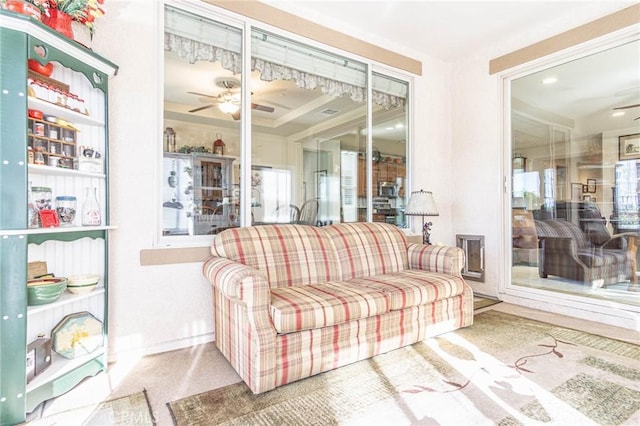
[108,332,215,363]
[500,293,639,330]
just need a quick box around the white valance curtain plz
[165,33,242,74]
[164,6,406,109]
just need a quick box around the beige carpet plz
[474,296,502,310]
[23,389,155,426]
[168,311,640,425]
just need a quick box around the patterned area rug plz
[24,390,155,425]
[168,311,640,425]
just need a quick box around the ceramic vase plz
[43,9,74,40]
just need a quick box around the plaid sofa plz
[535,219,631,288]
[203,222,474,394]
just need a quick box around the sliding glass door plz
[508,39,640,309]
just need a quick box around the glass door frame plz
[499,27,640,330]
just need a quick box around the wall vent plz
[319,108,340,115]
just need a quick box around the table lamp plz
[404,189,439,245]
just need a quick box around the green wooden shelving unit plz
[0,10,117,425]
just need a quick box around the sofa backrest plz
[211,224,340,288]
[211,222,409,288]
[556,201,611,246]
[320,222,409,280]
[534,219,589,249]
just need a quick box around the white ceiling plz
[512,40,640,133]
[262,0,636,62]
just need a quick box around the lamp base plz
[422,221,433,245]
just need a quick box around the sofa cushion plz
[270,282,390,334]
[347,270,467,310]
[212,224,340,288]
[324,222,409,280]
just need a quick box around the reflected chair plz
[196,204,238,234]
[274,204,300,223]
[193,206,218,235]
[555,201,614,247]
[297,199,318,225]
[534,218,633,288]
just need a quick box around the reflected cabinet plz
[162,152,236,236]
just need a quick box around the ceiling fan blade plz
[613,104,640,110]
[187,91,218,99]
[252,103,275,113]
[189,104,215,113]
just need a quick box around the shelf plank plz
[26,349,106,412]
[27,288,105,315]
[28,163,105,178]
[27,228,112,244]
[28,97,104,126]
[0,225,115,237]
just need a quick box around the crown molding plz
[490,3,640,74]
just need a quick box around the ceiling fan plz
[188,78,275,120]
[613,103,640,120]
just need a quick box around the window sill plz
[139,245,211,266]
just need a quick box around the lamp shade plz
[404,190,439,216]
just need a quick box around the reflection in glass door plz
[369,73,409,226]
[250,28,367,227]
[509,40,640,308]
[163,5,242,237]
[162,3,411,238]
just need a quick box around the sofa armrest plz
[602,232,639,250]
[202,256,271,307]
[203,256,278,394]
[407,243,465,276]
[539,236,587,268]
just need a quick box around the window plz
[162,2,411,241]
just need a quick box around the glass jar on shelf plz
[34,147,45,165]
[81,187,101,226]
[31,186,52,211]
[67,93,80,112]
[45,84,56,103]
[55,196,77,226]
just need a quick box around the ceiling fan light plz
[219,101,239,114]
